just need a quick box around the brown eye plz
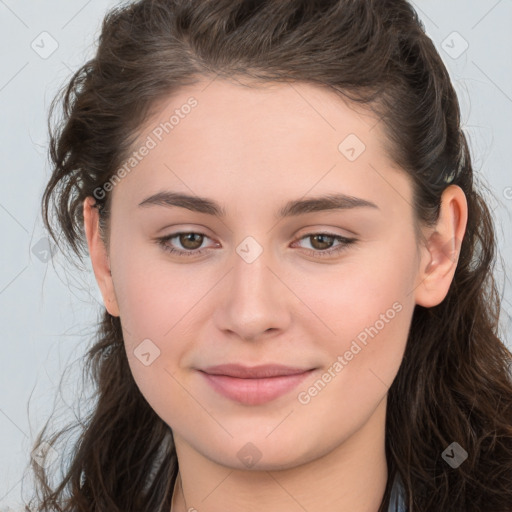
[156,231,215,257]
[308,234,336,250]
[293,232,358,259]
[179,233,204,250]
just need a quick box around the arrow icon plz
[31,31,59,59]
[441,32,468,60]
[338,134,365,161]
[134,339,161,366]
[441,441,468,468]
[236,236,263,263]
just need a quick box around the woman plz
[29,0,512,510]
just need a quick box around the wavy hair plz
[26,0,512,510]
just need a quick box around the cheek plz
[111,240,201,338]
[300,241,417,374]
[111,247,219,393]
[113,252,202,421]
[294,277,414,425]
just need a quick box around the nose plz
[213,241,292,342]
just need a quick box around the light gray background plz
[1,0,511,508]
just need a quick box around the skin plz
[83,77,467,512]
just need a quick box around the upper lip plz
[198,364,314,379]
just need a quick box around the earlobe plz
[414,185,468,308]
[83,197,120,317]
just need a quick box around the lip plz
[197,364,316,405]
[201,363,313,379]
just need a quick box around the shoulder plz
[388,474,407,512]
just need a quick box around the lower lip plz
[199,370,315,406]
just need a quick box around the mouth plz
[197,364,317,405]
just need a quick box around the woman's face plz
[85,78,457,471]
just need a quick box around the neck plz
[170,397,388,512]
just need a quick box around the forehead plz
[111,78,411,219]
[140,77,384,147]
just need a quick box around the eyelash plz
[155,231,357,259]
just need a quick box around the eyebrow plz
[138,191,379,218]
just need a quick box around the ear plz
[414,185,468,308]
[83,197,120,317]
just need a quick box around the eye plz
[156,232,217,257]
[291,233,357,258]
[155,231,357,258]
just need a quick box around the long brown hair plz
[26,0,512,510]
